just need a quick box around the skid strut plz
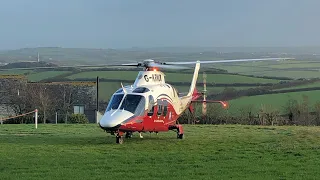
[116,131,124,144]
[169,124,184,139]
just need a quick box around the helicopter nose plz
[99,110,134,128]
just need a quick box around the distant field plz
[99,82,123,100]
[66,71,280,84]
[228,90,320,114]
[27,71,71,82]
[98,82,256,101]
[1,124,320,179]
[210,60,320,79]
[258,71,320,79]
[67,71,138,81]
[0,69,32,75]
[264,62,320,69]
[274,81,320,91]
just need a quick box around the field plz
[228,90,320,114]
[66,71,280,84]
[0,58,320,109]
[214,60,320,78]
[27,71,71,82]
[1,124,320,179]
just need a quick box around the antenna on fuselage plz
[121,82,127,94]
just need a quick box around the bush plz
[68,114,89,124]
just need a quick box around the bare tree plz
[259,104,280,126]
[314,101,320,126]
[238,104,256,125]
[26,84,53,123]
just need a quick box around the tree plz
[259,104,280,126]
[26,84,53,123]
[238,104,256,125]
[314,101,320,126]
[283,98,299,125]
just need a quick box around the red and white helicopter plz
[98,58,291,144]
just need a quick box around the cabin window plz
[157,104,163,116]
[156,99,168,116]
[157,99,163,116]
[163,101,168,116]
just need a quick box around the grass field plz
[27,71,71,82]
[1,124,320,179]
[66,71,280,83]
[0,69,32,75]
[228,90,320,114]
[213,60,320,79]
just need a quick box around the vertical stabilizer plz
[187,61,200,96]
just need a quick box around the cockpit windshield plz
[105,94,146,116]
[120,94,146,116]
[106,94,124,111]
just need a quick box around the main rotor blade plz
[148,62,190,69]
[164,57,294,65]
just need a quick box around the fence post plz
[55,112,58,124]
[35,109,38,129]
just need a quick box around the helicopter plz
[98,58,292,144]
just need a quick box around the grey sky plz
[0,0,320,50]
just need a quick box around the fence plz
[0,109,38,128]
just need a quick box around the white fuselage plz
[99,70,194,129]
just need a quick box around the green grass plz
[266,62,320,69]
[67,71,279,84]
[258,71,320,79]
[99,82,123,100]
[228,90,320,114]
[212,60,320,79]
[1,124,320,179]
[67,71,138,81]
[0,69,33,75]
[27,71,71,82]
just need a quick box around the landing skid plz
[114,131,144,144]
[169,124,184,139]
[116,135,124,144]
[114,127,184,144]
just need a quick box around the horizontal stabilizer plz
[192,100,229,109]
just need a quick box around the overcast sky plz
[0,0,320,50]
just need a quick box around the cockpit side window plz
[106,94,124,111]
[120,94,146,116]
[147,95,155,116]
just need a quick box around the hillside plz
[1,47,317,66]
